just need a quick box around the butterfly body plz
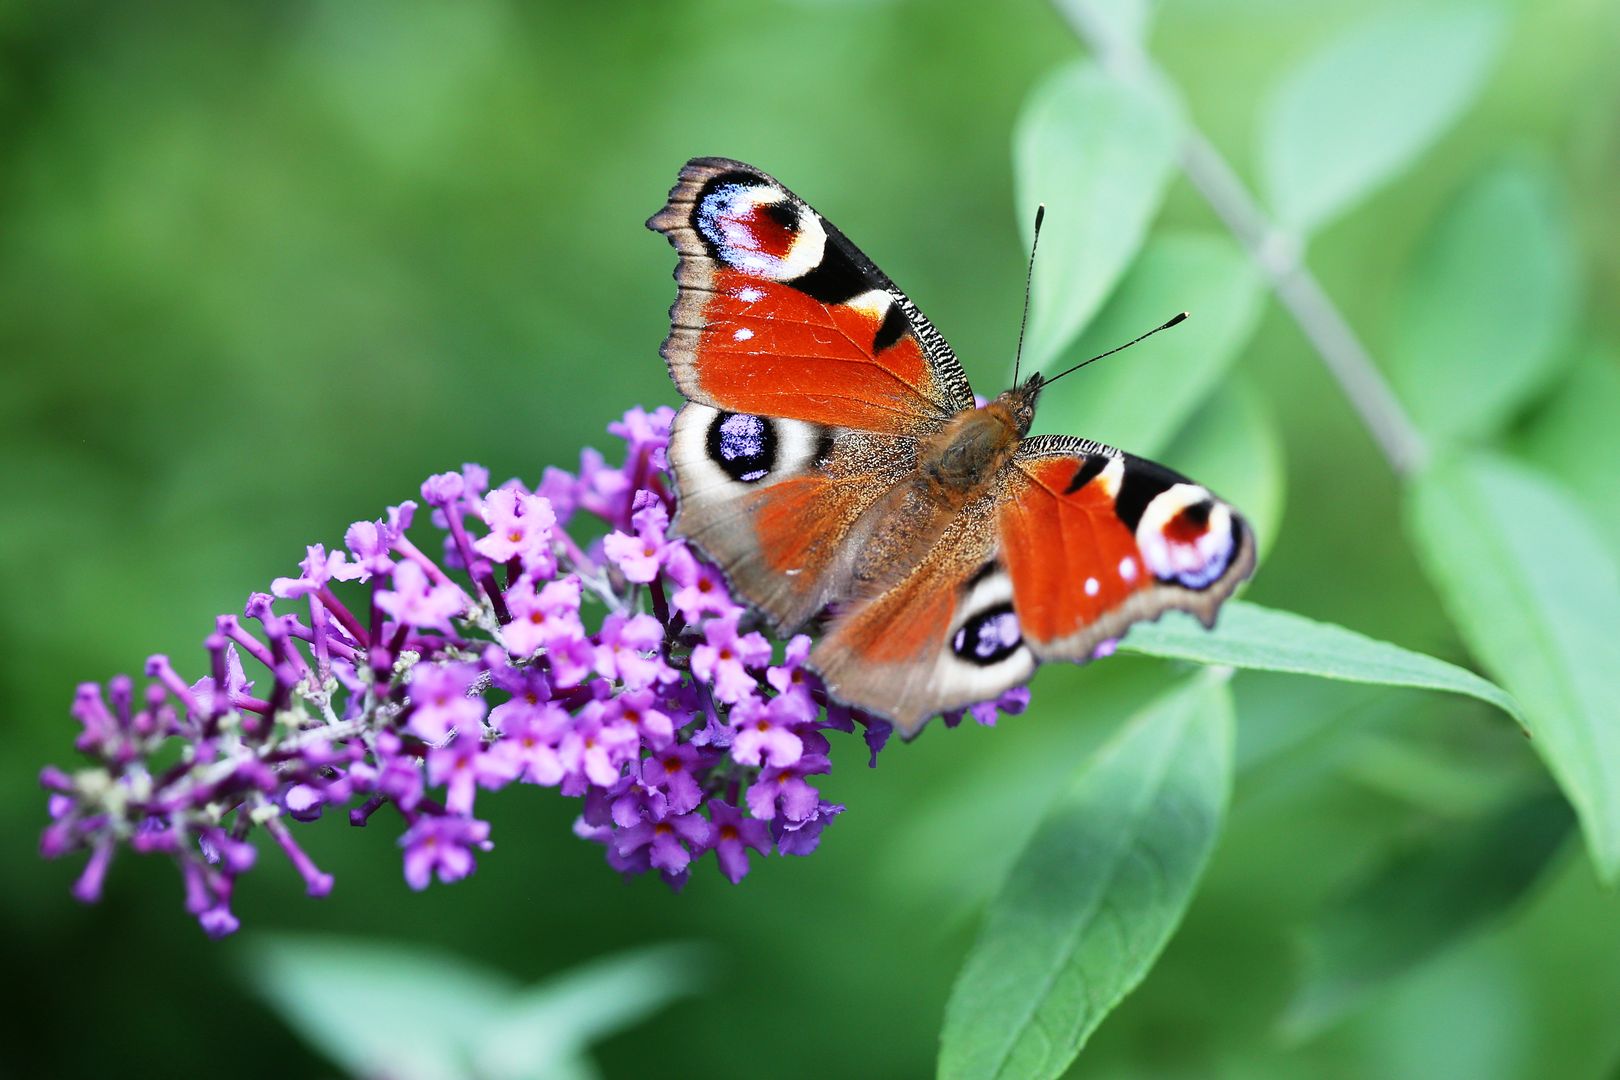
[650,158,1256,735]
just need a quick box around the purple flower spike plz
[38,406,1036,934]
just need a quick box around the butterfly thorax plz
[915,382,1040,510]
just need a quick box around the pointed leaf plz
[1015,61,1179,373]
[1285,790,1571,1037]
[1260,5,1506,234]
[476,944,702,1080]
[939,672,1233,1080]
[243,934,517,1080]
[1122,600,1524,728]
[1035,233,1263,457]
[1391,159,1578,442]
[1517,352,1620,556]
[1407,453,1620,882]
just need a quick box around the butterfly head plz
[993,372,1046,437]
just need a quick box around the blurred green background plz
[4,0,1618,1076]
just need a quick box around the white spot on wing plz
[735,286,764,303]
[732,327,754,342]
[846,289,893,319]
[1084,577,1099,597]
[1119,556,1137,582]
[1094,455,1126,500]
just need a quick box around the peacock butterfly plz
[647,157,1255,735]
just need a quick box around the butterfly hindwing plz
[810,490,1036,735]
[647,157,975,435]
[666,402,914,634]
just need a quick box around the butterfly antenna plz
[1010,204,1046,389]
[1039,311,1189,388]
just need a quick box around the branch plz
[1055,1,1431,476]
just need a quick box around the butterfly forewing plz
[647,157,975,435]
[1002,437,1256,665]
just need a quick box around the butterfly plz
[647,157,1255,735]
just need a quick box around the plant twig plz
[1055,1,1431,476]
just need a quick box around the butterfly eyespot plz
[1136,484,1237,590]
[706,411,777,484]
[951,603,1023,666]
[695,178,824,280]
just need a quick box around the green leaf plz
[1122,600,1525,728]
[1160,379,1286,557]
[1391,159,1578,442]
[1260,5,1506,235]
[1517,351,1620,556]
[1014,61,1179,373]
[243,936,701,1080]
[1407,453,1620,883]
[243,934,517,1080]
[939,671,1233,1080]
[1284,790,1572,1037]
[476,944,702,1080]
[1034,232,1264,457]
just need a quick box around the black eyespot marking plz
[951,603,1023,666]
[1063,455,1108,495]
[760,199,799,233]
[706,412,776,484]
[1114,455,1190,530]
[812,429,837,468]
[1180,500,1213,529]
[964,560,1000,590]
[872,301,908,353]
[791,239,866,304]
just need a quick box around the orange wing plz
[1000,435,1257,661]
[647,157,974,436]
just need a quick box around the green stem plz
[1054,0,1431,476]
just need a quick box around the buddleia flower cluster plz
[39,406,1028,937]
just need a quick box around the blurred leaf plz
[1053,0,1153,46]
[1284,790,1571,1037]
[1122,600,1525,729]
[939,671,1233,1080]
[1014,61,1179,373]
[1161,379,1285,557]
[245,934,516,1080]
[1407,454,1620,883]
[1337,730,1536,820]
[1036,232,1264,456]
[1517,351,1620,556]
[245,935,700,1080]
[1391,159,1578,442]
[476,944,703,1080]
[1260,5,1506,235]
[878,660,1173,925]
